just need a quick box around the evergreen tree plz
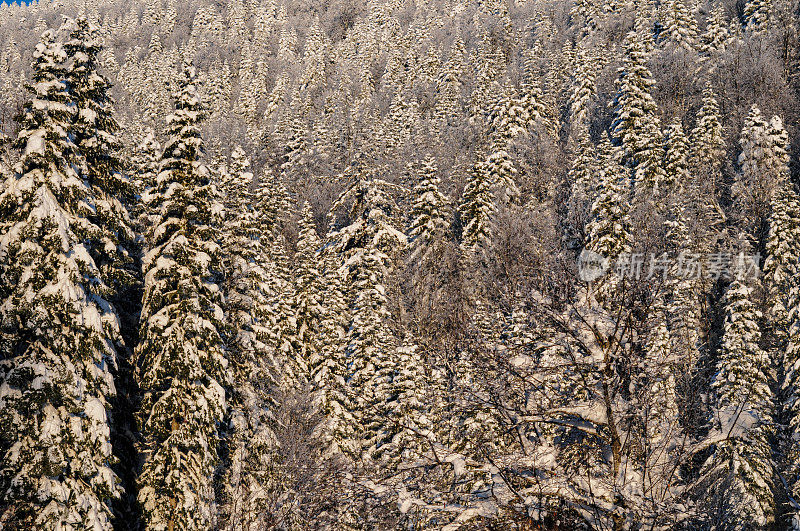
[468,33,505,125]
[519,50,557,136]
[0,29,121,529]
[135,63,228,530]
[699,278,774,528]
[699,6,730,57]
[63,14,139,353]
[567,45,598,140]
[686,83,727,245]
[218,146,278,529]
[689,83,724,174]
[64,17,126,197]
[254,165,292,246]
[330,176,406,461]
[484,148,519,205]
[663,118,690,194]
[566,135,598,247]
[734,106,789,239]
[313,242,350,455]
[487,93,529,148]
[639,300,681,503]
[787,273,800,529]
[387,337,431,461]
[610,33,665,196]
[664,209,704,369]
[764,181,800,347]
[569,0,599,37]
[764,181,800,524]
[433,41,465,139]
[459,160,496,254]
[743,0,771,32]
[408,155,450,264]
[659,0,698,51]
[131,128,161,230]
[290,202,325,388]
[585,138,631,267]
[583,137,631,302]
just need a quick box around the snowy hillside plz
[0,0,799,529]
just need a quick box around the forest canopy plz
[0,0,799,529]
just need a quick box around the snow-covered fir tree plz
[658,0,698,51]
[135,63,229,530]
[217,145,278,529]
[743,0,772,32]
[289,202,325,388]
[131,128,161,229]
[313,241,350,454]
[407,155,450,264]
[565,134,599,247]
[329,175,406,461]
[567,44,598,140]
[689,83,724,174]
[584,137,631,301]
[699,6,730,58]
[0,29,121,529]
[459,159,495,253]
[663,117,690,194]
[734,106,789,239]
[699,277,775,528]
[610,32,665,197]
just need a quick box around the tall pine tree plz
[135,63,228,530]
[0,29,121,529]
[699,278,774,528]
[610,32,665,197]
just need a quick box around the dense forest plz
[0,0,799,529]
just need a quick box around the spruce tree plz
[217,146,278,529]
[135,63,228,530]
[584,137,631,277]
[764,181,800,521]
[567,45,598,140]
[663,118,690,194]
[314,242,350,455]
[0,29,121,529]
[569,0,599,37]
[385,336,431,463]
[459,160,496,253]
[764,181,800,348]
[131,128,161,231]
[686,83,726,245]
[486,148,520,205]
[330,177,406,461]
[743,0,771,32]
[408,155,450,264]
[290,202,325,388]
[610,33,665,196]
[689,83,724,174]
[566,135,598,247]
[639,300,681,501]
[521,51,556,137]
[433,42,464,138]
[664,209,704,369]
[659,0,698,51]
[63,13,139,357]
[734,106,789,239]
[699,278,774,528]
[487,93,529,148]
[699,6,730,57]
[787,275,800,529]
